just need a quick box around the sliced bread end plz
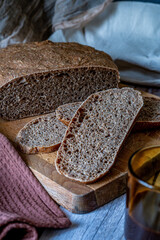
[16,113,67,154]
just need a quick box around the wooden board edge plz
[94,172,127,207]
[31,168,98,214]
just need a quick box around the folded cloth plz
[49,1,160,87]
[0,133,71,240]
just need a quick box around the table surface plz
[40,194,126,240]
[40,84,159,240]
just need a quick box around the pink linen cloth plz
[0,133,71,240]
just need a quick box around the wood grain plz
[0,88,160,213]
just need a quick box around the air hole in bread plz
[66,134,74,139]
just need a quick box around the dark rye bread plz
[134,96,160,130]
[56,96,160,129]
[56,102,82,126]
[55,88,143,183]
[0,40,119,120]
[16,112,67,154]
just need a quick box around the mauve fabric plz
[0,133,71,240]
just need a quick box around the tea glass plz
[124,146,160,240]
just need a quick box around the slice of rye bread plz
[134,96,160,130]
[56,102,82,126]
[55,88,143,183]
[56,96,160,129]
[16,112,67,154]
[0,40,119,120]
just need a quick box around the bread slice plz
[134,96,160,130]
[56,102,82,126]
[16,112,67,154]
[56,97,160,130]
[55,88,143,183]
[0,40,119,120]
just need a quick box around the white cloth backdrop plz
[49,1,160,87]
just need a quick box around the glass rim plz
[128,145,160,191]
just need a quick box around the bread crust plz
[0,40,119,88]
[17,141,61,154]
[133,121,160,132]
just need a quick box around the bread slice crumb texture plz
[57,96,160,127]
[137,97,160,122]
[16,112,67,154]
[55,88,143,183]
[56,102,82,125]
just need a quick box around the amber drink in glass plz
[124,146,160,240]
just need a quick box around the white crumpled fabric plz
[50,2,160,87]
[52,0,112,31]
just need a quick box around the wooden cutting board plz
[0,89,160,213]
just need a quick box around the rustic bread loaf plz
[56,96,160,129]
[55,88,143,183]
[16,112,67,154]
[0,40,119,120]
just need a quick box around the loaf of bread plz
[16,113,67,154]
[56,96,160,129]
[55,88,143,183]
[0,40,119,120]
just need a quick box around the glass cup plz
[124,145,160,240]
